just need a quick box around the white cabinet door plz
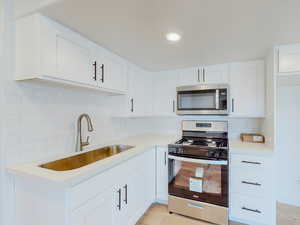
[229,61,265,117]
[56,35,95,85]
[116,150,156,225]
[90,48,127,92]
[125,65,153,117]
[101,55,127,92]
[126,152,155,225]
[179,67,203,86]
[203,64,229,84]
[153,70,179,116]
[156,147,168,203]
[179,64,229,85]
[142,150,156,206]
[125,170,143,225]
[278,44,300,74]
[71,188,114,225]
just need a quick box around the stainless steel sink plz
[40,145,134,171]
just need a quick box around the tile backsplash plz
[148,116,263,139]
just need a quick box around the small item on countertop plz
[189,177,203,193]
[195,167,204,178]
[240,133,265,143]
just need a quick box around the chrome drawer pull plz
[242,181,261,186]
[241,160,261,165]
[242,207,261,214]
[187,203,204,209]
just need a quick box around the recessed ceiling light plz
[166,32,181,42]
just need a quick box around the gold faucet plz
[75,114,94,152]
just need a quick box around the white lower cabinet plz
[156,147,168,203]
[12,149,156,225]
[229,153,275,225]
[71,188,114,225]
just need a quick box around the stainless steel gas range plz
[168,120,229,225]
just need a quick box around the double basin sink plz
[40,145,134,171]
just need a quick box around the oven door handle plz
[168,155,228,165]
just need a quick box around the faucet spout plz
[75,114,94,152]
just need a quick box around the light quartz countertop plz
[7,133,178,187]
[229,140,274,156]
[7,133,274,187]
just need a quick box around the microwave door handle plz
[215,89,219,110]
[168,155,228,165]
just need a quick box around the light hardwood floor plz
[136,204,245,225]
[277,202,300,225]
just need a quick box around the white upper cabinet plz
[118,64,153,117]
[153,70,180,116]
[56,35,95,86]
[277,44,300,75]
[15,14,127,95]
[229,60,265,117]
[91,49,127,92]
[179,67,202,86]
[203,64,229,84]
[179,64,229,86]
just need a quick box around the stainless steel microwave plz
[176,84,229,115]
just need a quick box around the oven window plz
[177,90,217,110]
[168,158,228,207]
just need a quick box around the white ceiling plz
[41,0,300,71]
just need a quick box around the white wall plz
[277,85,300,206]
[0,1,4,224]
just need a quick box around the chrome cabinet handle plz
[123,184,128,204]
[117,188,122,210]
[242,207,261,214]
[164,152,167,165]
[93,61,97,81]
[203,68,205,82]
[100,64,104,83]
[231,98,234,113]
[197,69,200,82]
[241,160,261,165]
[242,181,261,186]
[131,98,134,112]
[187,203,204,209]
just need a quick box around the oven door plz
[176,86,228,115]
[168,155,228,207]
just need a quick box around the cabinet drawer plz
[231,154,268,169]
[169,196,228,225]
[231,194,270,224]
[230,166,269,197]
